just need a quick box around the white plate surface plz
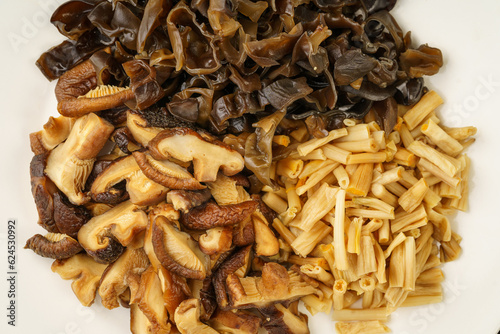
[1,1,500,333]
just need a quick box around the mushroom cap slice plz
[174,299,219,334]
[51,253,107,307]
[212,246,253,309]
[29,115,76,155]
[78,200,148,263]
[207,173,251,205]
[133,266,172,334]
[99,247,150,309]
[166,189,212,213]
[25,233,82,259]
[260,303,310,334]
[252,212,280,257]
[226,262,319,309]
[53,192,91,238]
[148,127,244,182]
[133,151,205,190]
[30,153,59,233]
[90,155,168,206]
[152,216,207,280]
[127,111,163,147]
[181,200,257,230]
[199,227,233,255]
[209,309,262,334]
[45,113,114,205]
[130,303,154,334]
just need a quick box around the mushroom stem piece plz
[45,113,114,205]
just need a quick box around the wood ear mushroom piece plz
[51,254,108,307]
[44,113,114,205]
[25,233,82,259]
[77,200,149,263]
[148,127,245,182]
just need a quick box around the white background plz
[1,0,500,333]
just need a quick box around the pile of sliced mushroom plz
[28,107,313,333]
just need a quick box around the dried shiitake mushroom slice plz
[260,302,310,334]
[132,266,172,334]
[51,253,107,307]
[78,200,148,263]
[212,245,253,309]
[252,212,280,257]
[98,248,150,310]
[45,113,114,205]
[148,127,245,182]
[126,112,163,147]
[209,309,262,334]
[55,58,133,117]
[174,299,219,334]
[226,262,319,309]
[25,233,82,259]
[180,200,257,230]
[133,151,205,190]
[29,115,76,155]
[166,189,212,213]
[90,155,168,206]
[152,216,208,280]
[30,152,59,233]
[53,192,91,238]
[199,227,233,255]
[207,173,251,205]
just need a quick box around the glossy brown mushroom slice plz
[77,200,148,263]
[132,266,172,334]
[226,262,319,309]
[133,151,205,190]
[174,299,219,334]
[51,253,107,307]
[157,266,189,322]
[53,192,91,238]
[152,216,208,280]
[56,59,133,117]
[29,115,76,155]
[30,152,59,233]
[144,203,180,271]
[209,309,262,334]
[90,155,168,206]
[45,113,114,205]
[25,233,82,259]
[148,127,245,182]
[98,247,150,309]
[212,245,253,309]
[180,200,257,230]
[130,303,154,334]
